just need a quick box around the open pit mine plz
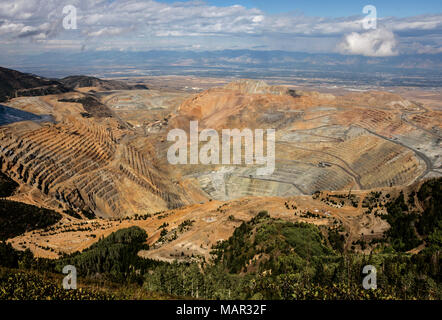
[0,67,440,260]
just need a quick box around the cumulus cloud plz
[0,0,440,55]
[0,22,24,35]
[338,29,398,57]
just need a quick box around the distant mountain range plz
[1,50,441,87]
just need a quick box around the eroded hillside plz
[6,179,435,262]
[0,91,190,218]
[0,73,440,221]
[157,80,441,200]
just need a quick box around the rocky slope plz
[0,67,71,102]
[0,71,440,220]
[60,75,148,91]
[163,80,439,201]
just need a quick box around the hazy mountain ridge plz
[4,51,442,87]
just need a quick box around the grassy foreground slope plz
[0,268,114,300]
[0,227,172,300]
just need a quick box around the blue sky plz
[0,0,441,57]
[158,0,442,17]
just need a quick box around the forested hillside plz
[0,179,440,300]
[0,200,61,241]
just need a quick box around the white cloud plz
[0,0,440,54]
[86,27,126,37]
[338,29,398,57]
[386,14,442,32]
[0,22,24,35]
[411,42,442,54]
